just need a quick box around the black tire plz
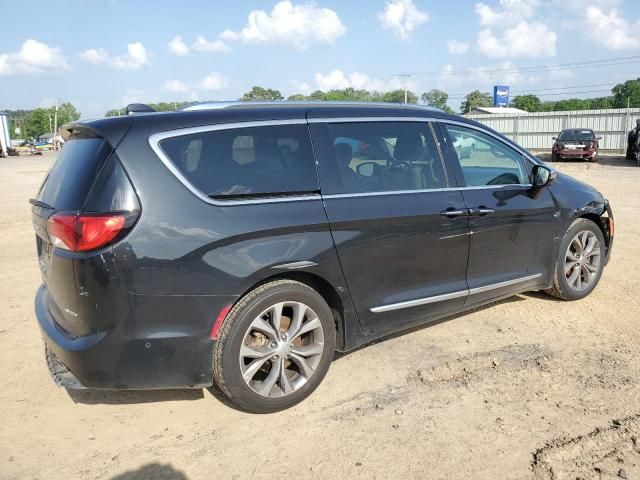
[213,279,336,413]
[545,218,606,301]
[550,153,558,162]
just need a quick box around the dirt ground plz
[1,151,639,480]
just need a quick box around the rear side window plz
[37,137,112,211]
[159,124,318,199]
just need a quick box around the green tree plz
[511,95,541,112]
[460,90,492,114]
[240,86,284,101]
[421,89,447,108]
[287,94,307,101]
[382,89,418,104]
[25,108,51,139]
[55,102,81,126]
[612,78,640,108]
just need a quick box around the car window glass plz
[443,124,527,187]
[326,122,447,194]
[159,124,318,199]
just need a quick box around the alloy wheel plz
[564,230,601,291]
[239,301,325,398]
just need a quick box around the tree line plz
[4,103,80,141]
[105,78,639,117]
[4,78,638,139]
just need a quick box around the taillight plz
[47,213,130,252]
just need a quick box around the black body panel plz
[32,103,613,390]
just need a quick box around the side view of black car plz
[31,102,614,413]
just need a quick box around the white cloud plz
[221,1,346,50]
[79,48,109,64]
[477,21,556,58]
[168,35,190,56]
[584,7,640,50]
[0,39,69,76]
[378,0,429,40]
[290,80,313,95]
[314,70,372,90]
[191,35,231,53]
[80,42,151,70]
[474,0,538,27]
[110,42,151,70]
[447,40,470,55]
[197,72,229,91]
[164,80,190,93]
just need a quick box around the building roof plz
[467,107,528,115]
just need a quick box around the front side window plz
[443,124,528,187]
[326,122,447,194]
[159,124,318,199]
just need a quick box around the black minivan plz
[32,102,614,413]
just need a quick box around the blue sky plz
[1,0,639,117]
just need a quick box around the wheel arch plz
[236,271,347,351]
[578,212,610,251]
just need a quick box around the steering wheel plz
[487,172,520,185]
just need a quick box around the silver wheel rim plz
[564,230,601,291]
[239,301,325,398]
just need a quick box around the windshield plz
[558,129,595,141]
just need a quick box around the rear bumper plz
[35,285,227,389]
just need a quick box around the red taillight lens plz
[47,213,126,252]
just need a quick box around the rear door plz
[439,121,557,303]
[310,118,470,334]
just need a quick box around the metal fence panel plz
[467,108,640,152]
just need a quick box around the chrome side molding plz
[370,273,542,313]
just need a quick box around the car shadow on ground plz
[67,388,204,405]
[109,462,188,480]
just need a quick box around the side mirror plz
[552,137,557,140]
[532,164,556,187]
[596,136,602,141]
[356,162,376,177]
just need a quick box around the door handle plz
[440,208,467,217]
[469,207,495,216]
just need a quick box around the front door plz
[440,122,557,303]
[309,118,470,334]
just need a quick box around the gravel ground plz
[1,152,639,480]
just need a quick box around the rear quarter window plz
[158,124,319,199]
[37,137,112,211]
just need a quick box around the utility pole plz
[399,73,411,103]
[53,99,59,150]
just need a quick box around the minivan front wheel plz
[546,218,605,301]
[213,279,336,413]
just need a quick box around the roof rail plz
[126,103,156,115]
[182,100,443,112]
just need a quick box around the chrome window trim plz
[437,118,541,166]
[322,183,533,200]
[307,116,437,124]
[148,119,320,206]
[370,273,542,313]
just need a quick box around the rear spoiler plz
[60,119,132,148]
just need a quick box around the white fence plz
[467,108,640,152]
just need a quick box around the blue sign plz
[493,85,510,107]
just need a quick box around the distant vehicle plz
[32,102,614,413]
[627,122,640,165]
[551,129,600,162]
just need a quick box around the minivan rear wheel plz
[545,218,605,301]
[212,279,336,413]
